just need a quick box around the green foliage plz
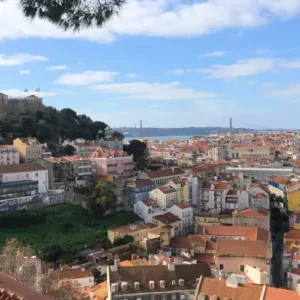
[41,244,64,263]
[0,106,107,144]
[63,144,76,156]
[9,0,125,31]
[123,139,149,171]
[113,235,134,247]
[88,179,117,216]
[0,211,45,229]
[0,204,140,262]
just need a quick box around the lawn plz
[0,204,140,253]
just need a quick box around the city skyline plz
[1,0,300,128]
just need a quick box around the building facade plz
[170,203,193,235]
[13,137,42,163]
[139,168,185,186]
[0,145,19,165]
[150,186,177,209]
[126,179,155,203]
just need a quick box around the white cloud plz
[280,61,300,69]
[198,58,275,79]
[125,73,139,79]
[57,70,118,86]
[266,83,300,99]
[0,89,55,97]
[263,82,276,87]
[0,53,47,66]
[1,0,300,43]
[19,70,31,75]
[92,81,219,100]
[170,69,186,75]
[48,65,68,71]
[202,50,227,57]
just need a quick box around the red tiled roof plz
[269,176,288,185]
[153,212,181,224]
[59,268,93,280]
[264,286,300,300]
[285,230,300,241]
[254,193,268,199]
[109,222,156,234]
[0,163,46,174]
[226,190,238,197]
[235,208,268,217]
[141,199,160,207]
[215,239,268,258]
[146,168,185,179]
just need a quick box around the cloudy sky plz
[1,0,300,128]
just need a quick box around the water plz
[124,135,192,142]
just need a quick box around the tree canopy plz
[0,106,107,145]
[123,139,149,170]
[2,0,125,31]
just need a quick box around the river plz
[124,135,193,142]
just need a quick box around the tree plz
[113,235,134,247]
[2,0,125,31]
[63,144,76,156]
[0,238,34,276]
[41,245,64,263]
[123,139,149,170]
[88,179,117,216]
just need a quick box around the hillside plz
[0,106,107,145]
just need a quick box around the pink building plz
[90,147,134,177]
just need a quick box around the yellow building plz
[194,213,233,232]
[168,178,189,203]
[288,190,300,213]
[13,137,42,163]
[107,222,157,244]
[228,143,273,159]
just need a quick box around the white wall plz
[1,170,48,193]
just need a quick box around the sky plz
[1,0,300,129]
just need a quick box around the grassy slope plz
[0,204,139,253]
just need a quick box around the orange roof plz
[254,193,268,199]
[120,259,149,267]
[59,268,93,280]
[214,181,231,190]
[91,281,107,300]
[285,230,300,241]
[264,286,300,300]
[235,208,269,217]
[215,239,268,258]
[269,176,288,185]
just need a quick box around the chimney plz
[168,263,175,271]
[81,267,85,272]
[172,167,175,173]
[148,254,156,265]
[114,259,120,267]
[202,226,205,235]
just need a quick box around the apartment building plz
[126,179,155,203]
[107,262,211,300]
[139,168,185,186]
[228,143,273,160]
[0,163,48,211]
[168,178,190,203]
[13,137,42,163]
[233,207,270,231]
[152,212,182,236]
[63,138,98,157]
[0,145,19,165]
[107,222,157,244]
[170,203,194,235]
[134,199,162,223]
[199,181,232,211]
[149,186,177,209]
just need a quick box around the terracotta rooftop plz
[254,193,268,199]
[0,163,46,174]
[226,190,238,197]
[158,186,177,194]
[198,225,269,241]
[0,145,16,149]
[108,222,156,234]
[0,272,49,300]
[235,207,269,217]
[109,264,211,294]
[269,175,288,185]
[141,199,160,207]
[145,168,185,179]
[264,286,300,300]
[176,203,193,209]
[285,230,300,241]
[126,179,154,187]
[59,268,94,280]
[196,276,263,300]
[215,239,268,258]
[152,212,181,224]
[169,237,194,249]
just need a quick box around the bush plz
[113,235,134,247]
[0,211,45,229]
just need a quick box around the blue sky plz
[1,0,300,128]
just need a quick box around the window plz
[161,295,167,300]
[26,174,29,178]
[240,265,245,272]
[172,294,177,300]
[150,296,156,300]
[219,264,223,270]
[36,173,38,177]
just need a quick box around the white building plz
[134,199,163,223]
[149,186,177,209]
[169,203,193,235]
[287,269,300,291]
[0,145,19,165]
[0,163,48,211]
[59,267,94,289]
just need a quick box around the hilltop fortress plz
[0,93,43,116]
